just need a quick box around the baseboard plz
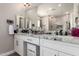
[0,50,15,56]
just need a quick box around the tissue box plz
[71,28,79,37]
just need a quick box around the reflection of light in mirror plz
[48,8,52,11]
[24,3,32,8]
[58,4,62,7]
[48,15,54,19]
[15,4,25,11]
[65,11,70,15]
[37,20,40,27]
[29,20,32,29]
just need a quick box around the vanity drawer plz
[27,43,36,51]
[24,37,40,45]
[40,39,61,50]
[40,38,79,56]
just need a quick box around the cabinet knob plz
[54,54,56,56]
[54,38,57,41]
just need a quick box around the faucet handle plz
[54,38,57,41]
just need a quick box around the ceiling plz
[26,3,73,17]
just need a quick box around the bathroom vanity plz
[14,34,40,56]
[14,33,79,56]
[13,3,79,56]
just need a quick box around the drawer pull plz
[54,54,56,56]
[27,49,35,53]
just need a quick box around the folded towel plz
[9,25,14,34]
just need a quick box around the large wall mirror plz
[15,3,77,32]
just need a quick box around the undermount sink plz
[40,35,63,41]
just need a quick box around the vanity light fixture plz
[48,15,54,19]
[24,3,32,8]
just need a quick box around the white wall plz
[0,3,25,54]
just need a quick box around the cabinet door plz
[14,38,19,54]
[40,46,58,56]
[18,39,23,56]
[14,38,24,56]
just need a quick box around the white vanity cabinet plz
[14,34,40,56]
[14,38,19,54]
[14,34,79,56]
[40,46,58,56]
[23,36,40,56]
[40,38,72,56]
[40,38,58,56]
[14,35,24,56]
[40,46,71,56]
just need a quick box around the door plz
[18,39,24,56]
[40,46,58,56]
[14,38,24,56]
[14,38,19,54]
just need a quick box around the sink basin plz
[39,35,63,41]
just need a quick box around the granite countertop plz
[15,33,79,45]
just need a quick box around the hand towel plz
[9,25,14,34]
